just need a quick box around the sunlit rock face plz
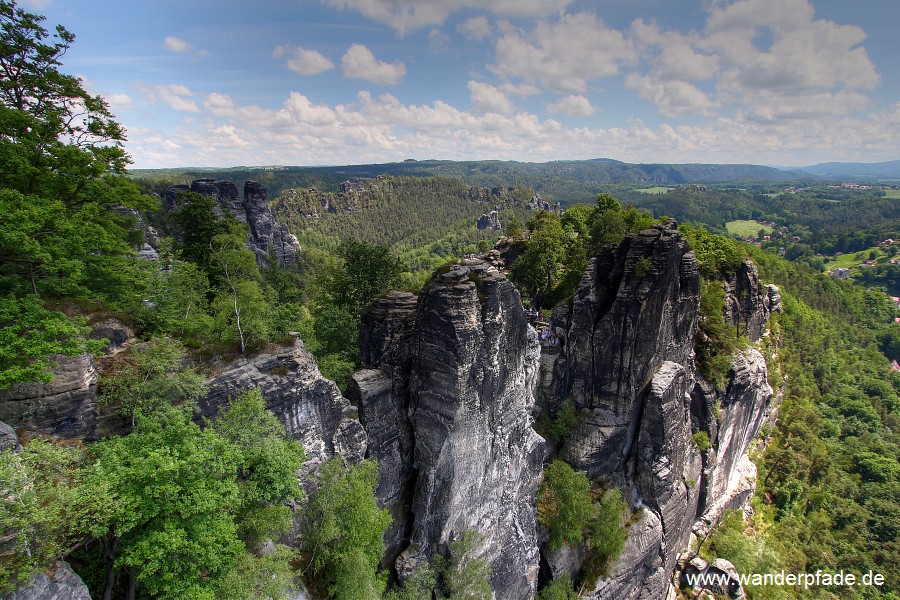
[356,260,545,599]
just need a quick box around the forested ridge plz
[1,2,898,599]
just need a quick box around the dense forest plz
[1,2,899,600]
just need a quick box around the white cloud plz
[135,83,201,113]
[107,93,134,111]
[491,12,638,93]
[703,0,879,94]
[322,0,572,35]
[341,43,406,85]
[467,81,515,115]
[459,16,491,41]
[546,95,595,116]
[164,36,192,53]
[625,74,719,117]
[623,0,880,124]
[273,45,335,75]
[163,36,208,57]
[124,85,900,170]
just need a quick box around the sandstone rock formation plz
[165,179,300,267]
[354,260,545,599]
[2,561,92,600]
[199,337,367,484]
[533,221,780,599]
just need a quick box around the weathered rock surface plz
[722,260,781,342]
[0,354,100,440]
[357,260,545,599]
[0,420,20,452]
[0,319,135,441]
[199,337,366,484]
[2,561,92,600]
[536,221,780,600]
[165,179,300,267]
[558,222,700,478]
[693,349,773,529]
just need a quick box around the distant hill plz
[130,158,810,205]
[798,160,900,180]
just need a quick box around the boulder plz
[2,561,91,600]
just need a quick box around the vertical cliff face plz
[164,179,300,267]
[355,260,545,599]
[535,222,781,600]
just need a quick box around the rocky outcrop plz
[356,260,545,599]
[692,349,774,531]
[722,260,781,342]
[477,210,502,230]
[0,319,133,441]
[546,222,701,599]
[0,353,100,441]
[557,222,700,477]
[534,221,781,600]
[165,179,300,267]
[2,561,92,600]
[0,420,20,452]
[243,181,301,267]
[199,337,367,483]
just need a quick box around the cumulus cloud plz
[273,45,335,75]
[135,83,201,113]
[322,0,572,35]
[703,0,879,93]
[341,43,406,85]
[459,16,491,40]
[625,75,719,117]
[546,95,595,116]
[468,81,515,115]
[623,0,880,124]
[491,12,638,93]
[123,84,900,170]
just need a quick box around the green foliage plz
[383,564,437,600]
[325,238,405,317]
[634,256,652,278]
[210,389,305,545]
[537,460,594,551]
[547,398,578,443]
[696,279,744,390]
[212,547,299,600]
[301,457,391,599]
[582,488,628,580]
[0,439,109,594]
[433,530,493,600]
[0,1,149,389]
[137,245,213,338]
[85,388,305,600]
[169,191,232,275]
[99,336,206,427]
[86,405,245,598]
[0,294,104,389]
[537,576,578,600]
[691,430,711,452]
[679,223,745,277]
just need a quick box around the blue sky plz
[24,0,900,168]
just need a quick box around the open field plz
[634,187,673,194]
[884,189,900,199]
[826,247,890,270]
[725,219,773,237]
